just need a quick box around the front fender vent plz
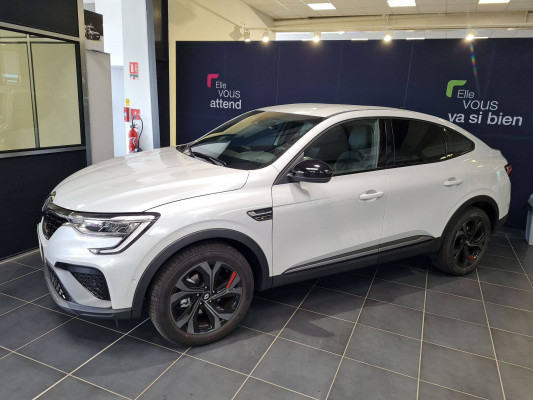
[247,208,272,221]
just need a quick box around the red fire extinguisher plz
[127,115,143,153]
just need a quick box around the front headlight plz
[66,213,159,255]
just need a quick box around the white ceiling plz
[244,0,533,19]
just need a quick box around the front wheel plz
[432,207,491,275]
[149,241,253,346]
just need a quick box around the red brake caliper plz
[226,271,237,289]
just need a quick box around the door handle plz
[443,177,463,187]
[359,190,385,201]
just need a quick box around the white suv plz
[39,104,511,345]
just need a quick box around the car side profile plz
[39,104,511,345]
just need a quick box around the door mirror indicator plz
[289,159,333,183]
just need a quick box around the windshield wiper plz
[190,151,226,166]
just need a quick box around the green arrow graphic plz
[446,80,467,98]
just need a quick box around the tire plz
[149,241,253,346]
[432,206,492,276]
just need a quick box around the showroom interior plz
[1,0,533,399]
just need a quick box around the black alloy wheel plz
[170,261,242,334]
[149,241,253,346]
[452,217,488,268]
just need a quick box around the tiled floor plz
[1,230,533,400]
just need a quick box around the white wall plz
[111,65,126,156]
[168,0,273,145]
[94,0,124,66]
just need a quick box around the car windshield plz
[181,111,323,170]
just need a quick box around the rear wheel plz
[432,207,491,275]
[149,241,253,346]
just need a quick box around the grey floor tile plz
[498,361,533,400]
[31,294,67,314]
[346,324,420,378]
[418,381,480,400]
[280,309,353,355]
[423,314,494,358]
[12,250,43,269]
[0,347,9,358]
[129,319,188,352]
[481,282,533,311]
[491,329,533,369]
[358,299,423,339]
[486,244,517,258]
[514,247,533,262]
[425,290,487,325]
[0,304,71,349]
[252,339,340,400]
[301,286,364,322]
[258,282,312,307]
[490,236,511,247]
[486,302,533,337]
[81,316,146,333]
[478,267,532,291]
[420,343,503,400]
[0,261,35,284]
[38,377,123,399]
[317,272,373,297]
[375,264,427,288]
[0,270,47,301]
[427,271,481,300]
[0,353,65,400]
[0,293,25,315]
[236,378,310,400]
[241,298,294,335]
[19,319,122,372]
[328,357,417,400]
[480,255,523,273]
[75,336,179,398]
[140,355,246,400]
[188,326,274,374]
[350,264,378,278]
[522,259,533,275]
[368,279,425,310]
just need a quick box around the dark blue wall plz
[176,40,533,229]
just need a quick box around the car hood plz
[52,147,249,213]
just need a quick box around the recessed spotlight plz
[243,29,250,42]
[312,31,321,42]
[465,32,475,41]
[262,31,270,43]
[387,0,416,7]
[384,32,393,42]
[308,3,336,10]
[478,0,510,4]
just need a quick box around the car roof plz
[257,103,399,118]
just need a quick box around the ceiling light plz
[308,3,336,10]
[384,32,393,42]
[474,36,489,39]
[387,0,416,7]
[351,38,369,41]
[262,31,270,43]
[312,31,321,42]
[243,29,250,42]
[465,32,475,41]
[478,0,510,4]
[406,37,425,40]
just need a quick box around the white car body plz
[38,104,510,319]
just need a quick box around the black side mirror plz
[289,159,333,183]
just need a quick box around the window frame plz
[275,117,387,185]
[386,117,474,169]
[0,26,85,157]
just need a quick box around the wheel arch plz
[131,229,271,318]
[447,195,500,234]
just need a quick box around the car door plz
[271,118,388,278]
[381,118,469,249]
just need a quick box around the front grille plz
[71,270,111,301]
[43,209,68,239]
[48,266,71,301]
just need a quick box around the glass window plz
[391,119,447,166]
[443,127,474,157]
[0,28,82,153]
[304,119,379,175]
[186,111,323,170]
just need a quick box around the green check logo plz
[446,80,467,98]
